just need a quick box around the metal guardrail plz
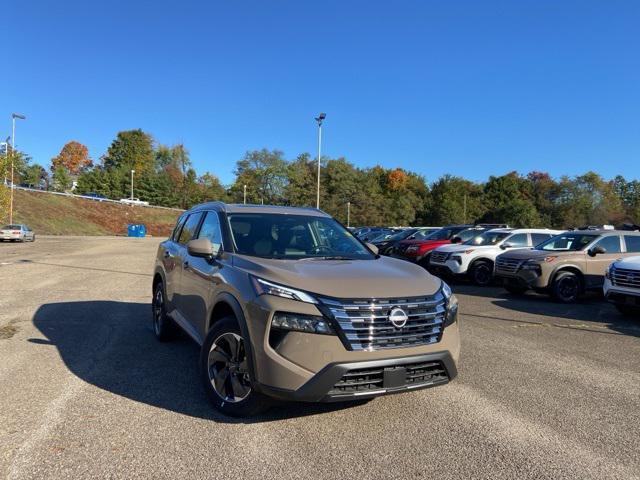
[7,184,185,212]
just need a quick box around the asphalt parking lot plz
[1,236,639,480]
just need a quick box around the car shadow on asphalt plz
[452,284,640,338]
[30,301,368,424]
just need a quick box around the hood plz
[614,256,640,268]
[498,248,566,261]
[434,243,495,254]
[232,254,443,299]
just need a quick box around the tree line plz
[2,128,639,228]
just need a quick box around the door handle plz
[183,260,189,269]
[164,251,172,259]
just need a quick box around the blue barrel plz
[127,224,147,237]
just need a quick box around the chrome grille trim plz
[319,293,446,351]
[611,267,640,289]
[430,251,450,264]
[495,257,523,274]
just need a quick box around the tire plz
[151,281,176,341]
[200,316,270,417]
[615,304,640,318]
[551,271,582,303]
[470,261,493,286]
[31,235,36,242]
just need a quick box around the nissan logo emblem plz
[388,307,408,328]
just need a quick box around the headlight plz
[521,261,542,275]
[250,276,318,304]
[271,312,335,335]
[605,263,616,280]
[441,281,458,326]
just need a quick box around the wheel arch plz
[208,293,257,382]
[551,266,585,291]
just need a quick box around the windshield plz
[2,225,21,230]
[536,233,598,252]
[382,229,416,242]
[227,213,374,260]
[423,227,464,241]
[465,231,511,246]
[457,228,485,242]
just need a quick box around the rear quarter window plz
[624,235,640,253]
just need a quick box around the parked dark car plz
[373,227,439,256]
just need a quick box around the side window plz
[171,214,188,242]
[507,233,528,247]
[624,235,640,253]
[594,235,622,254]
[197,212,223,250]
[531,233,552,246]
[177,212,203,245]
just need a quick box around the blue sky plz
[2,0,638,185]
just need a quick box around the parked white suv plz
[604,256,640,317]
[428,228,562,286]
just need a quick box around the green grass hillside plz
[9,189,181,236]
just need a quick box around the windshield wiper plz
[301,255,356,261]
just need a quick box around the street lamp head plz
[12,113,26,120]
[315,112,326,125]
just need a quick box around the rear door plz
[585,235,623,288]
[180,210,224,339]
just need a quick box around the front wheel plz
[551,271,581,303]
[470,261,493,286]
[200,317,270,417]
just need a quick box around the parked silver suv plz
[153,203,460,416]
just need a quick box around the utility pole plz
[314,113,326,209]
[9,113,26,224]
[130,170,135,200]
[347,201,351,227]
[463,194,467,224]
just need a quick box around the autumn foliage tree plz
[51,141,92,175]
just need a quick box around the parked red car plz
[395,225,487,267]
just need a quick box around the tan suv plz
[495,229,640,303]
[152,202,460,416]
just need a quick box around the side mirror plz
[187,238,219,259]
[451,236,462,244]
[500,242,513,250]
[366,243,379,255]
[588,245,606,257]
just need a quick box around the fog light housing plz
[445,294,459,327]
[271,312,335,335]
[451,255,462,265]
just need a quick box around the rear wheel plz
[551,271,582,303]
[200,316,270,417]
[152,281,176,341]
[470,261,493,286]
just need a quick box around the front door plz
[585,235,623,288]
[180,211,224,339]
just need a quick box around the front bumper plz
[604,279,640,307]
[495,269,547,290]
[245,295,460,402]
[429,260,466,276]
[257,351,457,402]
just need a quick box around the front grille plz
[430,251,450,264]
[319,293,446,351]
[495,257,522,274]
[329,360,448,395]
[611,267,640,289]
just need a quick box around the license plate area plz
[383,366,407,389]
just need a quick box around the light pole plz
[9,113,26,224]
[314,113,326,209]
[243,184,247,204]
[347,201,351,227]
[130,170,135,200]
